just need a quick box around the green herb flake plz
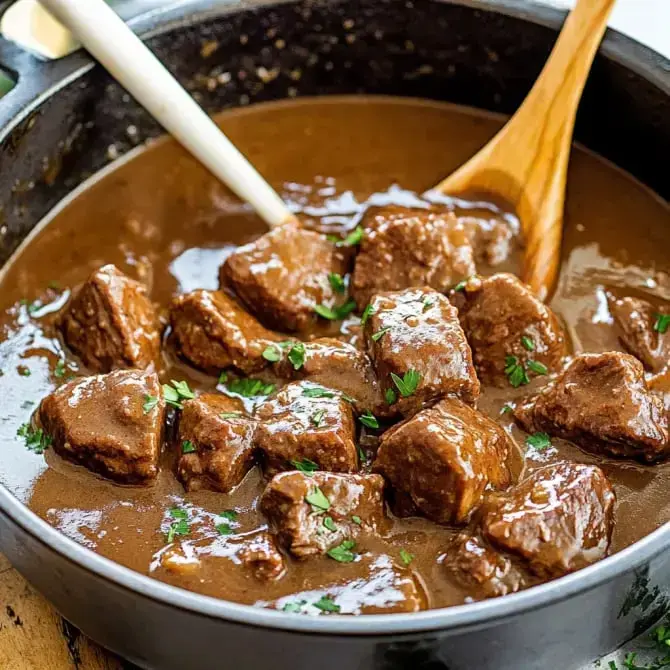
[27,301,41,315]
[351,515,362,525]
[400,549,414,566]
[314,299,357,321]
[305,486,330,512]
[323,516,337,532]
[527,360,548,376]
[181,440,196,454]
[371,327,391,342]
[313,595,340,613]
[169,507,188,520]
[226,377,275,398]
[218,371,228,385]
[453,279,468,292]
[360,303,376,327]
[166,518,190,544]
[385,388,397,405]
[327,539,356,563]
[302,386,335,399]
[220,411,242,419]
[500,404,513,415]
[504,356,530,388]
[391,369,421,397]
[359,410,379,430]
[357,444,367,465]
[422,297,434,313]
[143,394,159,414]
[328,273,346,294]
[17,424,52,454]
[221,510,238,522]
[18,366,31,377]
[311,408,327,427]
[216,522,234,536]
[339,226,364,247]
[654,313,670,334]
[288,342,306,370]
[291,458,319,475]
[283,601,306,613]
[262,345,282,362]
[54,359,67,378]
[526,432,552,451]
[162,384,183,409]
[521,335,535,351]
[172,379,195,400]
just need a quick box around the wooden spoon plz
[435,0,616,300]
[38,0,296,229]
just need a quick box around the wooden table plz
[0,554,132,669]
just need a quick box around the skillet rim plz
[0,0,669,636]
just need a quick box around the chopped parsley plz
[166,508,190,543]
[311,408,327,427]
[500,404,514,415]
[226,377,275,398]
[143,394,159,414]
[338,226,364,247]
[527,360,548,376]
[288,342,306,370]
[323,516,337,532]
[360,303,376,326]
[262,344,282,362]
[54,359,67,378]
[216,522,234,535]
[305,486,330,512]
[654,313,670,334]
[422,296,434,313]
[504,356,530,388]
[351,515,362,525]
[17,424,52,454]
[327,539,356,563]
[371,327,391,342]
[27,301,41,315]
[314,299,357,321]
[521,335,535,351]
[526,432,552,450]
[220,510,238,522]
[181,440,196,454]
[163,379,195,409]
[385,388,397,405]
[359,411,379,430]
[220,411,242,419]
[291,458,319,475]
[357,444,367,465]
[313,595,340,613]
[328,273,346,294]
[283,600,306,613]
[218,371,228,385]
[302,386,335,399]
[400,549,414,566]
[391,370,421,397]
[452,279,468,292]
[170,507,188,519]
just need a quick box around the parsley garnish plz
[166,508,190,543]
[521,335,535,351]
[527,360,548,375]
[391,370,421,397]
[500,404,513,415]
[360,304,376,327]
[216,522,234,535]
[262,344,282,362]
[291,458,319,474]
[226,377,275,398]
[351,515,362,525]
[504,356,530,388]
[54,359,67,378]
[311,409,327,427]
[314,299,357,321]
[313,595,340,613]
[220,411,242,419]
[218,371,228,385]
[323,516,337,532]
[654,313,670,334]
[400,549,414,566]
[283,600,306,613]
[338,226,364,247]
[453,279,468,292]
[371,327,391,342]
[357,444,367,465]
[359,411,379,429]
[302,386,335,399]
[526,432,552,450]
[305,486,330,512]
[288,342,306,370]
[328,273,346,294]
[221,510,238,522]
[143,394,159,414]
[182,440,196,454]
[163,380,195,409]
[422,296,434,313]
[17,424,52,454]
[327,539,356,563]
[385,388,397,405]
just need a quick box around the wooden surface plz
[0,553,132,669]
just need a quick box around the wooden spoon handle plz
[436,0,616,298]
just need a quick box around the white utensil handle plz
[39,0,293,228]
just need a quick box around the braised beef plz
[220,221,348,332]
[60,264,161,372]
[515,352,669,462]
[364,287,479,415]
[254,381,358,474]
[177,393,256,493]
[457,215,517,266]
[374,397,513,524]
[481,462,615,578]
[38,368,164,483]
[454,273,567,386]
[170,289,282,374]
[260,470,385,558]
[350,205,475,308]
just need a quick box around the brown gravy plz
[0,96,669,612]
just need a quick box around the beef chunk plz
[374,397,512,524]
[60,264,161,372]
[39,368,164,483]
[457,215,517,266]
[441,534,531,599]
[270,338,388,416]
[260,470,385,558]
[237,531,287,581]
[221,222,348,332]
[351,205,476,308]
[254,381,358,474]
[364,287,479,415]
[455,273,567,386]
[265,555,425,614]
[170,289,281,374]
[177,393,256,493]
[608,295,669,372]
[515,352,669,462]
[481,462,615,578]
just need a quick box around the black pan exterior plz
[0,2,669,668]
